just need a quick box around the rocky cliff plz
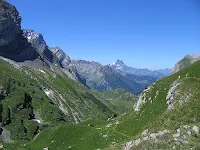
[49,46,87,85]
[23,29,53,62]
[0,2,39,61]
[0,1,21,47]
[172,53,200,74]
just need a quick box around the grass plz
[94,89,138,114]
[0,59,137,149]
[109,60,200,149]
[2,58,200,150]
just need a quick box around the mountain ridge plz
[172,53,200,74]
[1,1,200,150]
[72,59,157,94]
[110,59,171,78]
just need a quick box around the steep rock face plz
[23,29,53,62]
[22,30,87,84]
[49,47,87,85]
[49,47,71,68]
[0,2,84,86]
[22,29,86,84]
[0,2,39,61]
[172,53,200,74]
[72,60,109,90]
[0,1,21,47]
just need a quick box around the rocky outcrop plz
[49,47,87,84]
[166,80,181,110]
[49,47,71,68]
[22,30,87,84]
[124,129,170,150]
[0,2,39,61]
[124,124,200,150]
[134,83,157,112]
[172,53,200,74]
[0,1,21,47]
[23,29,53,62]
[0,2,84,83]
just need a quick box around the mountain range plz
[0,1,200,150]
[110,59,171,77]
[72,59,157,94]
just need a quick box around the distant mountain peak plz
[115,59,125,65]
[111,59,126,70]
[110,59,171,77]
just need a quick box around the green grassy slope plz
[0,59,138,150]
[0,59,113,147]
[109,60,200,149]
[95,89,138,114]
[3,58,200,150]
[5,60,200,150]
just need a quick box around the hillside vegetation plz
[13,60,200,150]
[0,59,137,149]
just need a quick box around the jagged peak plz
[113,59,125,66]
[23,29,46,45]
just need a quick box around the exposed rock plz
[23,29,46,45]
[114,121,120,125]
[192,126,199,135]
[49,47,87,84]
[103,134,108,138]
[166,80,181,110]
[0,2,21,47]
[141,129,149,137]
[187,131,192,137]
[72,60,107,89]
[183,125,191,130]
[72,59,157,94]
[23,29,53,62]
[124,129,170,150]
[173,128,181,138]
[43,88,54,99]
[0,56,21,69]
[134,93,146,112]
[134,138,141,146]
[23,30,87,84]
[43,147,49,150]
[134,83,158,112]
[0,2,39,62]
[172,53,200,74]
[49,47,71,67]
[106,123,112,128]
[179,92,192,105]
[0,128,14,143]
[33,110,43,124]
[0,144,3,149]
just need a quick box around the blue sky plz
[8,0,200,69]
